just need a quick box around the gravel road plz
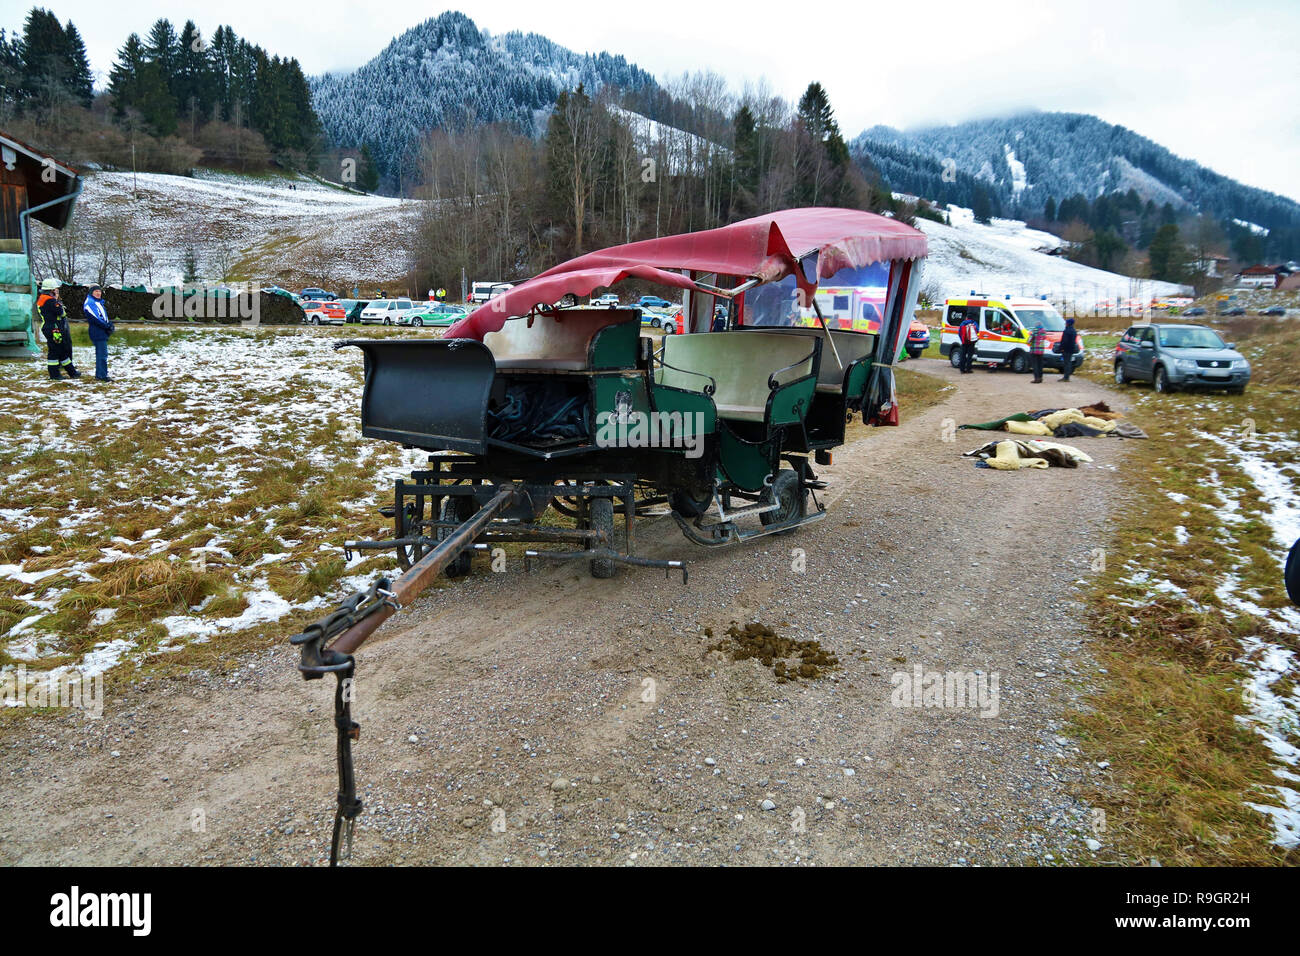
[0,358,1135,865]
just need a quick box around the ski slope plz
[62,169,421,289]
[916,205,1190,311]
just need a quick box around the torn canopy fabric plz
[444,208,928,341]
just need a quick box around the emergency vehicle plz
[938,294,1083,373]
[795,284,887,332]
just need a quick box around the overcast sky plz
[25,0,1300,201]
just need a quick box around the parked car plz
[639,306,677,330]
[1217,306,1246,316]
[1113,322,1250,394]
[336,299,370,324]
[469,281,513,303]
[1183,306,1207,316]
[591,293,621,307]
[302,299,346,325]
[360,298,418,325]
[301,287,334,301]
[636,295,674,310]
[400,303,468,327]
[904,318,930,358]
[1261,306,1287,317]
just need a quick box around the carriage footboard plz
[341,338,496,453]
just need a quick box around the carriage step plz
[716,500,779,521]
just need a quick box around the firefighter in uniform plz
[36,278,80,379]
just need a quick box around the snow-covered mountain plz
[855,112,1300,254]
[310,11,657,183]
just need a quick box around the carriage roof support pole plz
[811,297,844,371]
[328,484,517,657]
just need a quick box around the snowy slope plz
[60,169,421,288]
[916,205,1190,311]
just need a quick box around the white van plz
[470,281,514,304]
[938,294,1082,373]
[360,298,418,325]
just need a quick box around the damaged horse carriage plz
[290,207,928,863]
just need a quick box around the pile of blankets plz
[962,439,1094,470]
[959,402,1148,441]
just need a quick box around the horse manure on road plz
[706,621,839,683]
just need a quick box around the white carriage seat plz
[485,311,632,370]
[655,331,819,423]
[739,327,876,393]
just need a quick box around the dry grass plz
[1069,323,1300,865]
[0,325,421,681]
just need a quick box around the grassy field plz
[1068,320,1300,864]
[0,325,433,696]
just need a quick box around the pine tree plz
[107,33,146,118]
[358,144,380,192]
[63,21,93,106]
[175,21,213,124]
[1148,223,1185,281]
[144,19,178,97]
[17,8,73,108]
[1044,196,1056,221]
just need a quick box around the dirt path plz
[0,360,1136,865]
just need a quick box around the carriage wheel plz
[760,469,806,530]
[669,488,711,518]
[589,498,616,579]
[439,495,475,578]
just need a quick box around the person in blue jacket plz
[82,284,115,381]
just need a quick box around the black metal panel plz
[344,339,496,453]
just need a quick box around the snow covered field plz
[61,169,422,289]
[915,206,1190,312]
[0,327,418,696]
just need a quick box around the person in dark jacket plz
[1059,317,1079,381]
[36,278,79,380]
[82,284,115,381]
[958,314,978,373]
[1286,537,1300,606]
[710,305,727,332]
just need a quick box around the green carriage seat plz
[652,331,822,492]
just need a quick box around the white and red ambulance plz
[938,294,1083,373]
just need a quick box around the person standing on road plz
[1059,317,1079,382]
[36,278,80,380]
[958,313,978,373]
[82,284,115,381]
[1029,321,1049,383]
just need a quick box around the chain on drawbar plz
[330,661,362,866]
[289,576,398,866]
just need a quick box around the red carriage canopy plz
[444,207,928,341]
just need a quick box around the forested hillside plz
[310,12,658,190]
[855,112,1300,261]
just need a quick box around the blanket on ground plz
[963,438,1093,469]
[958,413,1037,430]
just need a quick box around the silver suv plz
[1114,323,1250,394]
